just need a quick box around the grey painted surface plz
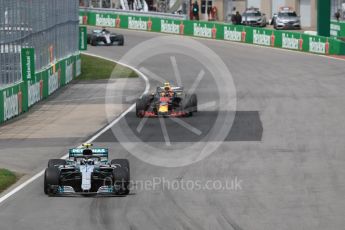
[0,78,144,174]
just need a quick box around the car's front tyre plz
[136,98,146,118]
[136,94,151,117]
[90,37,98,46]
[117,35,124,46]
[44,167,60,195]
[48,159,67,168]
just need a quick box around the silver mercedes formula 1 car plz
[44,144,130,196]
[87,29,124,46]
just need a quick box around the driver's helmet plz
[164,82,171,91]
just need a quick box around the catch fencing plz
[0,0,81,124]
[331,0,345,21]
[331,0,345,39]
[0,0,79,86]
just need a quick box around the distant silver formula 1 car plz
[44,143,130,196]
[87,29,124,46]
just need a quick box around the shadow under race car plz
[136,85,198,118]
[87,29,124,46]
[44,144,130,196]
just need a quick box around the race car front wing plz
[47,185,120,196]
[140,111,189,117]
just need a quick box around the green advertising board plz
[160,19,185,35]
[92,12,117,27]
[1,53,80,124]
[222,25,246,43]
[21,48,35,81]
[79,26,87,51]
[190,21,220,39]
[273,30,304,51]
[331,20,345,38]
[1,82,26,123]
[79,10,345,56]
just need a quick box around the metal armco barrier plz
[0,0,81,124]
[79,10,345,56]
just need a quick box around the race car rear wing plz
[68,148,108,159]
[156,86,184,92]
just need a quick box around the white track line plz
[170,56,182,86]
[159,117,171,146]
[0,53,150,204]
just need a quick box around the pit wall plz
[0,54,81,124]
[79,11,345,55]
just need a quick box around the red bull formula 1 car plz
[136,83,198,118]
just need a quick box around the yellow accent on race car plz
[82,143,93,148]
[158,104,168,113]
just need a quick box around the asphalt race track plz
[1,29,345,230]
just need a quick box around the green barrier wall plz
[331,20,345,38]
[80,11,345,55]
[0,53,81,124]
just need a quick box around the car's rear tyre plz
[190,94,198,112]
[183,94,197,116]
[182,97,192,116]
[111,159,130,171]
[48,159,67,168]
[112,166,130,195]
[44,167,60,195]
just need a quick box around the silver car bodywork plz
[55,161,116,195]
[44,148,130,196]
[87,29,124,46]
[274,11,301,30]
[242,10,267,27]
